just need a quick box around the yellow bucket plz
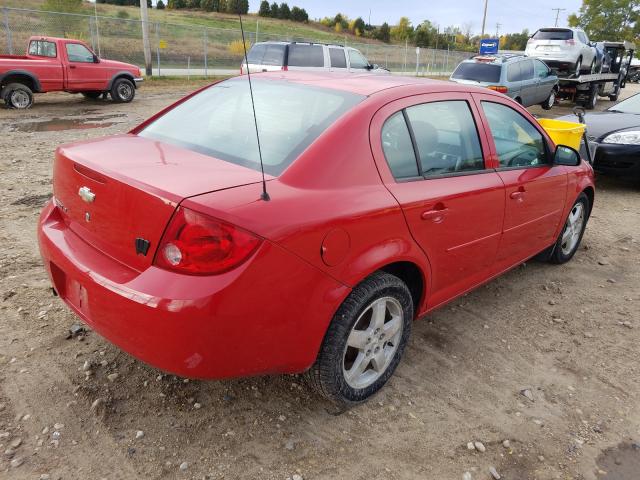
[537,118,585,151]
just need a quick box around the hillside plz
[5,0,382,45]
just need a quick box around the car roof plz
[243,71,501,97]
[254,40,346,48]
[464,54,527,64]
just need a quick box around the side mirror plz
[93,54,99,63]
[554,145,581,166]
[365,64,375,70]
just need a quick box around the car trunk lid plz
[53,134,265,271]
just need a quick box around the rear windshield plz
[139,78,364,176]
[533,29,573,40]
[246,43,286,66]
[452,62,501,83]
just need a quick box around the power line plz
[552,8,566,27]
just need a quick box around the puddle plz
[10,114,126,132]
[597,442,640,479]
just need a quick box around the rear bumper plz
[38,201,348,379]
[593,143,640,178]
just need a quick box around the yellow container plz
[537,118,586,150]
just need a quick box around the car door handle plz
[510,187,526,200]
[69,65,76,69]
[421,207,448,223]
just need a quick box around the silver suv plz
[241,41,390,75]
[525,27,597,77]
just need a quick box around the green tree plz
[376,22,391,43]
[156,0,166,8]
[501,29,530,50]
[201,0,219,11]
[391,17,414,42]
[167,0,186,8]
[414,20,436,47]
[270,2,279,17]
[568,0,639,41]
[41,0,83,13]
[278,3,291,19]
[258,0,271,16]
[186,0,201,8]
[351,17,366,34]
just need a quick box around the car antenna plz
[238,13,270,201]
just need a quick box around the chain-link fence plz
[1,7,473,76]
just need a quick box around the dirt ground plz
[0,79,639,480]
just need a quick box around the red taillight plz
[565,39,575,45]
[281,65,288,71]
[154,207,262,275]
[488,85,508,94]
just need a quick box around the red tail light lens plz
[281,65,288,71]
[154,207,262,275]
[565,39,576,45]
[488,85,508,94]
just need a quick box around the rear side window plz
[329,48,347,68]
[381,112,419,179]
[507,62,521,82]
[139,79,364,176]
[406,101,484,176]
[519,60,534,80]
[533,29,573,40]
[28,40,56,58]
[247,43,285,66]
[288,44,324,67]
[452,62,501,83]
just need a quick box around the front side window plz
[406,101,484,176]
[139,78,364,176]
[381,112,419,179]
[534,59,550,78]
[288,44,324,67]
[28,40,57,58]
[329,48,347,68]
[65,43,94,63]
[481,101,548,168]
[348,49,369,69]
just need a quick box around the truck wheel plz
[82,91,102,99]
[3,83,33,109]
[305,271,413,407]
[585,84,598,110]
[573,57,582,77]
[110,78,135,103]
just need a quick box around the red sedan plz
[38,72,594,405]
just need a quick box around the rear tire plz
[548,193,590,264]
[540,89,556,110]
[3,83,33,109]
[573,57,582,77]
[110,78,135,103]
[82,91,102,99]
[306,272,413,407]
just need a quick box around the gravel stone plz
[10,457,24,468]
[489,466,501,479]
[474,441,486,452]
[179,461,188,471]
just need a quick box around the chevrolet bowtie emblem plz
[78,186,96,203]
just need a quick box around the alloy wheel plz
[547,91,556,108]
[10,90,30,109]
[560,203,585,255]
[117,83,133,101]
[342,297,404,390]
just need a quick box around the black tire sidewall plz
[541,89,556,110]
[551,193,589,264]
[312,272,413,405]
[111,78,135,103]
[3,83,33,109]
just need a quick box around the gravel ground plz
[0,80,639,480]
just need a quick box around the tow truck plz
[555,41,635,109]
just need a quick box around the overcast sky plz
[249,0,583,35]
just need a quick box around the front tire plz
[110,78,135,103]
[573,57,582,78]
[549,193,590,264]
[541,89,556,110]
[306,272,413,407]
[3,83,33,109]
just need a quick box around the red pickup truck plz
[0,36,143,109]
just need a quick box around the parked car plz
[594,42,612,73]
[241,41,390,75]
[450,54,559,109]
[38,72,594,405]
[558,93,640,181]
[525,27,597,77]
[0,36,143,109]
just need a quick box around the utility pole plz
[552,8,566,27]
[139,0,152,76]
[480,0,488,38]
[93,0,101,57]
[495,22,501,38]
[368,8,371,27]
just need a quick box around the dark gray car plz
[450,54,559,109]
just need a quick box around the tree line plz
[258,2,309,23]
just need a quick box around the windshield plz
[533,29,573,40]
[139,78,364,176]
[452,62,501,83]
[608,93,640,114]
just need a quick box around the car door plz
[63,42,104,91]
[370,93,505,308]
[533,59,556,103]
[328,47,348,73]
[517,59,537,106]
[474,95,568,271]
